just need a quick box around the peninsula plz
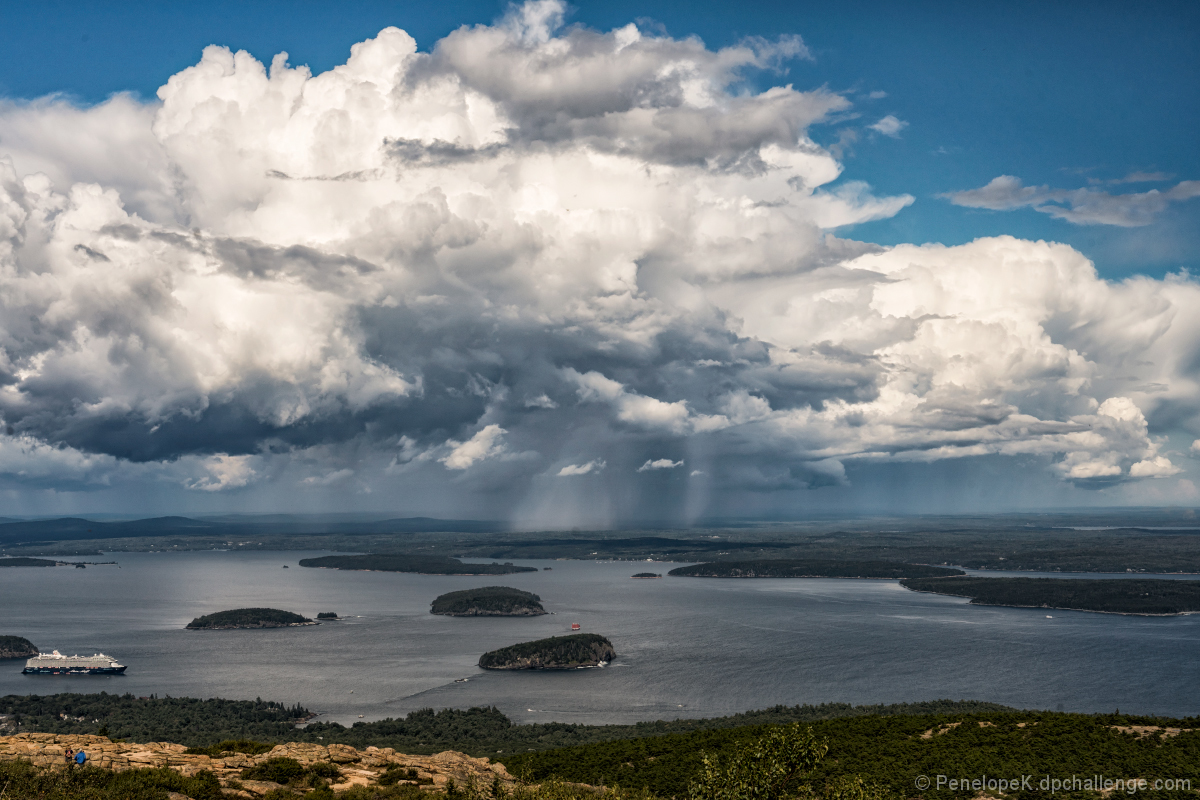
[299,554,537,575]
[431,587,546,616]
[0,636,38,659]
[479,633,615,670]
[0,558,58,567]
[185,608,315,630]
[668,559,964,579]
[900,576,1200,615]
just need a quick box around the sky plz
[0,0,1197,523]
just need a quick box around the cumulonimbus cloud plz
[0,1,1197,520]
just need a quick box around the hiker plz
[75,749,87,768]
[64,747,73,766]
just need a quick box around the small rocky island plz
[316,612,338,619]
[431,587,546,616]
[479,633,615,670]
[0,636,38,659]
[668,559,965,579]
[186,608,315,630]
[299,554,537,575]
[631,572,661,578]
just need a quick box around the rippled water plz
[1,550,1198,725]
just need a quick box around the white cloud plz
[557,459,605,476]
[185,454,257,492]
[944,175,1200,226]
[868,115,908,137]
[301,468,355,486]
[638,458,684,472]
[440,425,507,470]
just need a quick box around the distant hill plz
[299,554,537,575]
[900,576,1200,614]
[0,515,507,547]
[669,560,965,579]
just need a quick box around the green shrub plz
[0,761,223,800]
[687,723,827,800]
[186,738,275,756]
[306,760,342,779]
[242,756,306,783]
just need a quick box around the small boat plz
[455,678,469,683]
[570,623,581,631]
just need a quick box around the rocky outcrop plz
[0,733,516,796]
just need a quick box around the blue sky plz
[1,1,1199,520]
[3,0,1197,278]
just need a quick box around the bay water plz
[1,551,1197,725]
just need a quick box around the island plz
[0,557,58,567]
[0,636,38,659]
[431,587,546,616]
[298,554,537,575]
[632,572,661,578]
[317,612,338,619]
[899,576,1200,615]
[668,559,965,579]
[185,608,316,629]
[479,633,616,670]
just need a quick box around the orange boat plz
[570,623,581,631]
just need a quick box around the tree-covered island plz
[298,554,537,575]
[0,558,59,567]
[0,636,38,659]
[431,586,546,616]
[669,560,964,579]
[900,576,1200,614]
[632,572,661,578]
[185,608,315,629]
[479,633,615,670]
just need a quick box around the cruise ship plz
[22,650,127,675]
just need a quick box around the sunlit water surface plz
[1,551,1197,725]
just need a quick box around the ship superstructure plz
[22,650,126,675]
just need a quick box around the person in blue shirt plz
[74,750,86,767]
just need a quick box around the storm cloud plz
[2,1,1199,523]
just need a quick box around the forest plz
[899,577,1200,614]
[430,587,546,616]
[668,560,963,579]
[0,694,311,743]
[185,608,313,629]
[0,557,58,567]
[502,709,1200,799]
[0,693,1011,753]
[478,634,615,669]
[298,554,538,575]
[5,698,1200,799]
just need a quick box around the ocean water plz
[1,550,1198,725]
